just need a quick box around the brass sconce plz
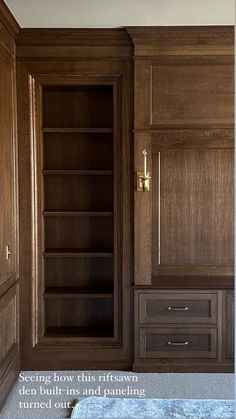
[137,149,151,191]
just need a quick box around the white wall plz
[5,0,235,28]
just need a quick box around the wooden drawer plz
[139,327,217,359]
[138,291,217,324]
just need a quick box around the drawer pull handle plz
[168,306,189,311]
[168,341,189,346]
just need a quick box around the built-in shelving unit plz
[42,85,115,339]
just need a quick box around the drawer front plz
[139,327,217,359]
[138,292,217,324]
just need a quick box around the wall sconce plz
[136,149,151,191]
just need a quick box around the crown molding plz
[0,0,20,38]
[16,28,133,59]
[126,26,234,56]
[16,28,132,46]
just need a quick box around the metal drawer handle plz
[167,306,189,311]
[168,341,189,346]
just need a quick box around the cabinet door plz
[135,131,234,284]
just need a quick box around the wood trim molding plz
[17,28,132,46]
[16,26,234,58]
[0,0,20,38]
[145,276,234,290]
[16,28,133,59]
[126,26,234,56]
[0,273,18,298]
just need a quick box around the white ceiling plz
[5,0,235,28]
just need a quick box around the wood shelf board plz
[43,170,113,175]
[137,276,234,289]
[43,211,113,217]
[44,288,113,299]
[44,326,114,338]
[44,248,114,258]
[42,128,113,133]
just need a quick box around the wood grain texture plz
[134,134,152,284]
[134,57,234,130]
[149,276,234,289]
[0,57,16,287]
[17,55,133,368]
[0,0,20,39]
[0,4,19,408]
[154,148,233,265]
[132,27,234,372]
[127,26,234,56]
[16,28,132,59]
[0,285,17,363]
[151,64,234,125]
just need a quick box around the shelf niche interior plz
[42,83,115,339]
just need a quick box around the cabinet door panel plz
[153,148,233,268]
[135,131,233,283]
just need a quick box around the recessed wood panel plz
[0,57,16,285]
[151,64,234,125]
[0,287,17,362]
[153,148,233,267]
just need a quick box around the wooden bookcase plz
[42,85,115,339]
[17,33,133,369]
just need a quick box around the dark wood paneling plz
[134,57,234,130]
[16,28,132,59]
[0,1,19,40]
[0,285,18,364]
[153,148,233,266]
[134,130,234,282]
[0,0,19,408]
[134,134,152,284]
[127,26,234,56]
[151,64,233,126]
[0,57,17,287]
